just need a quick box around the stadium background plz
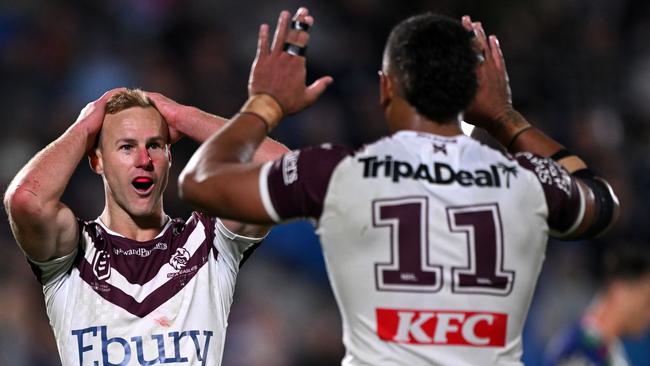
[0,0,649,364]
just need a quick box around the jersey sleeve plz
[212,218,264,269]
[28,248,78,286]
[515,152,585,238]
[258,144,353,222]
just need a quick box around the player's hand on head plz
[145,91,184,144]
[248,7,333,116]
[462,16,513,130]
[76,87,126,152]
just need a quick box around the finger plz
[304,76,333,105]
[473,22,489,49]
[98,87,126,102]
[463,16,483,64]
[461,15,473,32]
[472,22,491,64]
[271,11,291,54]
[94,88,126,110]
[490,35,506,71]
[256,23,270,60]
[285,18,312,49]
[285,8,312,48]
[145,91,163,103]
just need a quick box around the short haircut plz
[95,89,164,149]
[385,13,478,122]
[105,89,154,115]
[604,242,650,283]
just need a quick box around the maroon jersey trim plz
[263,144,354,221]
[515,152,584,236]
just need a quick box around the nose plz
[136,147,153,169]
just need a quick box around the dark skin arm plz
[147,92,288,236]
[462,16,619,238]
[178,7,332,224]
[181,11,619,239]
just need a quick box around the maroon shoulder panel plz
[515,152,582,233]
[266,144,354,220]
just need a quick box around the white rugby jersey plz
[259,131,584,366]
[28,212,262,366]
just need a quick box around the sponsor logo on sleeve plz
[282,150,300,185]
[520,152,572,195]
[376,308,507,347]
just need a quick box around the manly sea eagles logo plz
[169,248,190,270]
[92,250,111,280]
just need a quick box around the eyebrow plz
[115,136,167,145]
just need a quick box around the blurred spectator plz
[544,243,650,366]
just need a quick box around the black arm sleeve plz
[572,169,618,238]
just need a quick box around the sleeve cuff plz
[258,161,282,223]
[216,219,267,244]
[27,248,78,286]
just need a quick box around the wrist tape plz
[240,94,284,133]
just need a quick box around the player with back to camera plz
[3,86,289,363]
[177,7,620,366]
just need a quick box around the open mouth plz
[132,177,154,193]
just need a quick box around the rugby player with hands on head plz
[4,84,287,364]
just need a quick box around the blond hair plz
[105,89,154,115]
[95,89,163,149]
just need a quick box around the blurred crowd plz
[0,0,648,365]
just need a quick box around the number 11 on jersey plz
[373,197,514,295]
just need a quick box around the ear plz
[379,71,394,109]
[166,144,172,165]
[88,148,103,175]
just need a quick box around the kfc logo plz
[376,308,507,347]
[169,248,190,270]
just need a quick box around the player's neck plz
[387,98,463,136]
[99,204,168,242]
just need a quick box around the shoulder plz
[274,143,354,173]
[261,144,356,221]
[514,152,573,193]
[512,152,584,236]
[265,143,355,192]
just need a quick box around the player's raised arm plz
[461,16,619,239]
[3,89,123,261]
[179,7,332,224]
[147,91,289,164]
[147,85,288,238]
